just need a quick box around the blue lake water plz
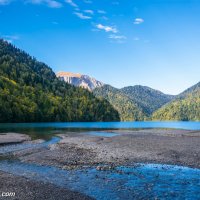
[0,121,199,139]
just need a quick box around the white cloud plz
[109,34,127,43]
[84,10,94,15]
[65,0,77,7]
[134,18,144,25]
[109,34,126,40]
[98,10,106,14]
[47,0,62,8]
[74,12,91,19]
[29,0,62,8]
[3,35,19,40]
[0,0,11,5]
[0,0,62,8]
[2,35,19,43]
[96,24,118,33]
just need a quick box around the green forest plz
[0,39,120,122]
[152,83,200,121]
[0,39,199,122]
[93,85,147,121]
[93,85,175,121]
[121,86,174,116]
[93,83,200,121]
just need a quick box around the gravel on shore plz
[0,133,31,145]
[15,129,200,169]
[0,171,93,200]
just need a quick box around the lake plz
[0,121,200,130]
[0,121,199,139]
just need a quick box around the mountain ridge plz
[152,82,200,121]
[178,81,200,98]
[0,39,120,122]
[58,70,199,121]
[57,71,177,120]
[121,85,175,116]
[93,84,146,121]
[93,84,175,121]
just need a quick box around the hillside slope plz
[93,85,146,121]
[121,86,174,116]
[152,82,200,121]
[178,82,200,98]
[0,39,120,122]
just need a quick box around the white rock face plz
[56,72,104,91]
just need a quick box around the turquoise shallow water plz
[0,160,199,200]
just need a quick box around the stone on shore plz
[0,133,31,145]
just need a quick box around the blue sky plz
[0,0,200,94]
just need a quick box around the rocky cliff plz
[56,72,104,91]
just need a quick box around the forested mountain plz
[0,39,120,122]
[93,84,174,121]
[55,67,200,121]
[178,81,200,98]
[93,85,146,121]
[121,86,175,116]
[152,82,200,121]
[1,39,198,122]
[56,71,175,120]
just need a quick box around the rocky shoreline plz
[15,129,200,169]
[0,129,200,199]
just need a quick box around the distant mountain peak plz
[56,71,104,91]
[57,72,82,78]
